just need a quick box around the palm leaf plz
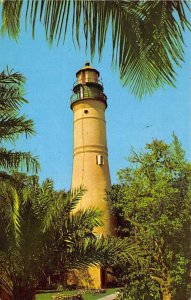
[1,0,23,40]
[0,114,35,142]
[64,186,87,213]
[67,236,143,269]
[42,186,86,232]
[1,0,190,97]
[0,182,20,245]
[0,69,25,85]
[0,88,27,113]
[0,171,17,183]
[28,178,56,218]
[0,148,40,173]
[71,207,103,230]
[0,68,39,173]
[63,208,103,239]
[0,70,27,112]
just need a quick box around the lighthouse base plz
[67,266,114,289]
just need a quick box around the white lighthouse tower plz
[70,63,114,287]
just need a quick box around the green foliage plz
[0,68,39,248]
[1,1,190,97]
[0,69,39,173]
[109,135,191,299]
[0,180,20,246]
[0,173,138,300]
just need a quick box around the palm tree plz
[0,173,141,300]
[1,0,190,97]
[0,70,39,300]
[0,69,40,261]
[0,69,39,174]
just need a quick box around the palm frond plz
[67,236,143,269]
[0,91,27,114]
[1,0,23,40]
[72,207,103,229]
[0,68,39,173]
[0,70,27,112]
[0,92,27,114]
[28,178,55,217]
[0,114,35,142]
[0,182,20,245]
[91,236,143,266]
[1,0,190,97]
[65,186,87,213]
[0,68,25,85]
[42,186,86,232]
[0,171,17,183]
[0,69,34,141]
[0,148,40,173]
[64,208,103,237]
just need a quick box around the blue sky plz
[0,13,191,190]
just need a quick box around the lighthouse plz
[70,63,114,287]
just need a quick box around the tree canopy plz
[108,135,191,300]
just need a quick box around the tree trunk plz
[151,275,172,300]
[162,289,172,300]
[161,281,172,300]
[61,270,67,289]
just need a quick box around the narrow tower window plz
[96,155,104,165]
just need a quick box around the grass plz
[35,290,75,300]
[35,288,118,300]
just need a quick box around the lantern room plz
[70,62,107,107]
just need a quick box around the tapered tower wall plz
[71,99,112,235]
[70,64,114,288]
